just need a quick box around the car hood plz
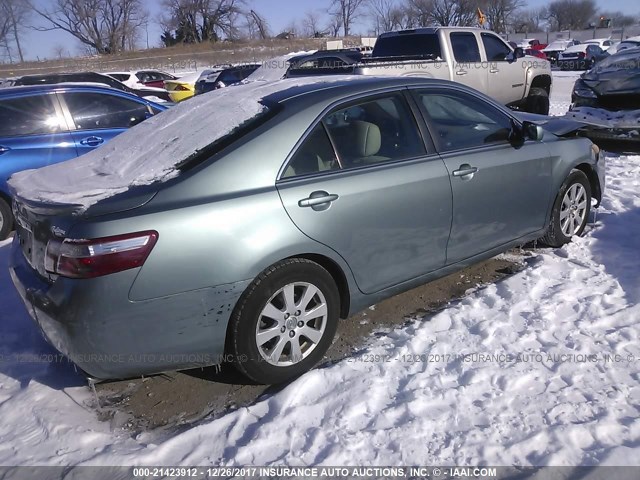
[513,112,589,137]
[580,49,640,95]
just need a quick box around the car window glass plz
[0,95,64,136]
[418,91,512,152]
[63,92,149,130]
[450,32,481,62]
[481,33,511,61]
[324,94,426,168]
[282,123,339,178]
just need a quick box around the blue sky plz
[18,0,640,60]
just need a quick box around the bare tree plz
[483,0,524,33]
[511,7,548,33]
[302,9,324,37]
[52,43,68,58]
[160,0,243,46]
[369,0,410,34]
[1,0,29,62]
[245,9,269,39]
[31,0,146,54]
[329,0,367,36]
[547,0,596,30]
[406,0,476,27]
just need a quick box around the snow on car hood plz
[8,77,344,211]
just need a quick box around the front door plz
[413,88,552,264]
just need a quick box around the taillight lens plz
[45,231,158,279]
[578,52,586,58]
[175,85,190,91]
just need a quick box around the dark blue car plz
[0,83,167,239]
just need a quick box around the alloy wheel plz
[559,183,588,236]
[255,282,328,366]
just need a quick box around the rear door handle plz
[489,68,499,73]
[452,165,478,177]
[0,145,10,155]
[79,136,104,147]
[455,70,468,76]
[298,191,339,211]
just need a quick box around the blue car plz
[0,84,167,239]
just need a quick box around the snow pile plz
[7,76,334,211]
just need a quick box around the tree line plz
[0,0,638,61]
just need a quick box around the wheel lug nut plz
[295,310,301,316]
[284,313,289,319]
[280,326,286,333]
[289,331,295,338]
[297,321,304,328]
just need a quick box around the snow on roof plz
[8,76,345,211]
[245,51,317,83]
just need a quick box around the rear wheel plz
[228,258,340,384]
[0,198,12,241]
[525,87,550,115]
[541,170,591,247]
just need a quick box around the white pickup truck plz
[355,27,553,115]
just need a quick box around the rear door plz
[58,91,152,155]
[0,93,76,194]
[277,91,453,294]
[412,87,552,264]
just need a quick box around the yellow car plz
[164,70,210,102]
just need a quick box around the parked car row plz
[0,84,167,239]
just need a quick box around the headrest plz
[352,121,381,157]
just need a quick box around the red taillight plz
[45,231,158,279]
[578,52,586,58]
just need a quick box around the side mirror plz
[523,121,544,141]
[514,47,525,58]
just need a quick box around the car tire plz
[0,198,13,241]
[541,169,591,248]
[525,87,550,115]
[227,258,340,384]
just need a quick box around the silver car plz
[9,77,604,384]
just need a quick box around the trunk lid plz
[12,187,157,280]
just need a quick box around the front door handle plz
[455,70,468,76]
[0,145,10,155]
[298,191,339,211]
[452,165,478,177]
[489,68,499,73]
[79,136,104,147]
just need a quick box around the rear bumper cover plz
[9,236,250,379]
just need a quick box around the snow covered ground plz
[0,71,639,467]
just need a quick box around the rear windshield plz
[372,33,442,58]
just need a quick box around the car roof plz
[0,82,143,98]
[263,76,481,105]
[378,26,487,38]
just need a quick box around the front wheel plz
[524,87,550,115]
[227,258,340,384]
[541,170,591,247]
[0,198,13,241]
